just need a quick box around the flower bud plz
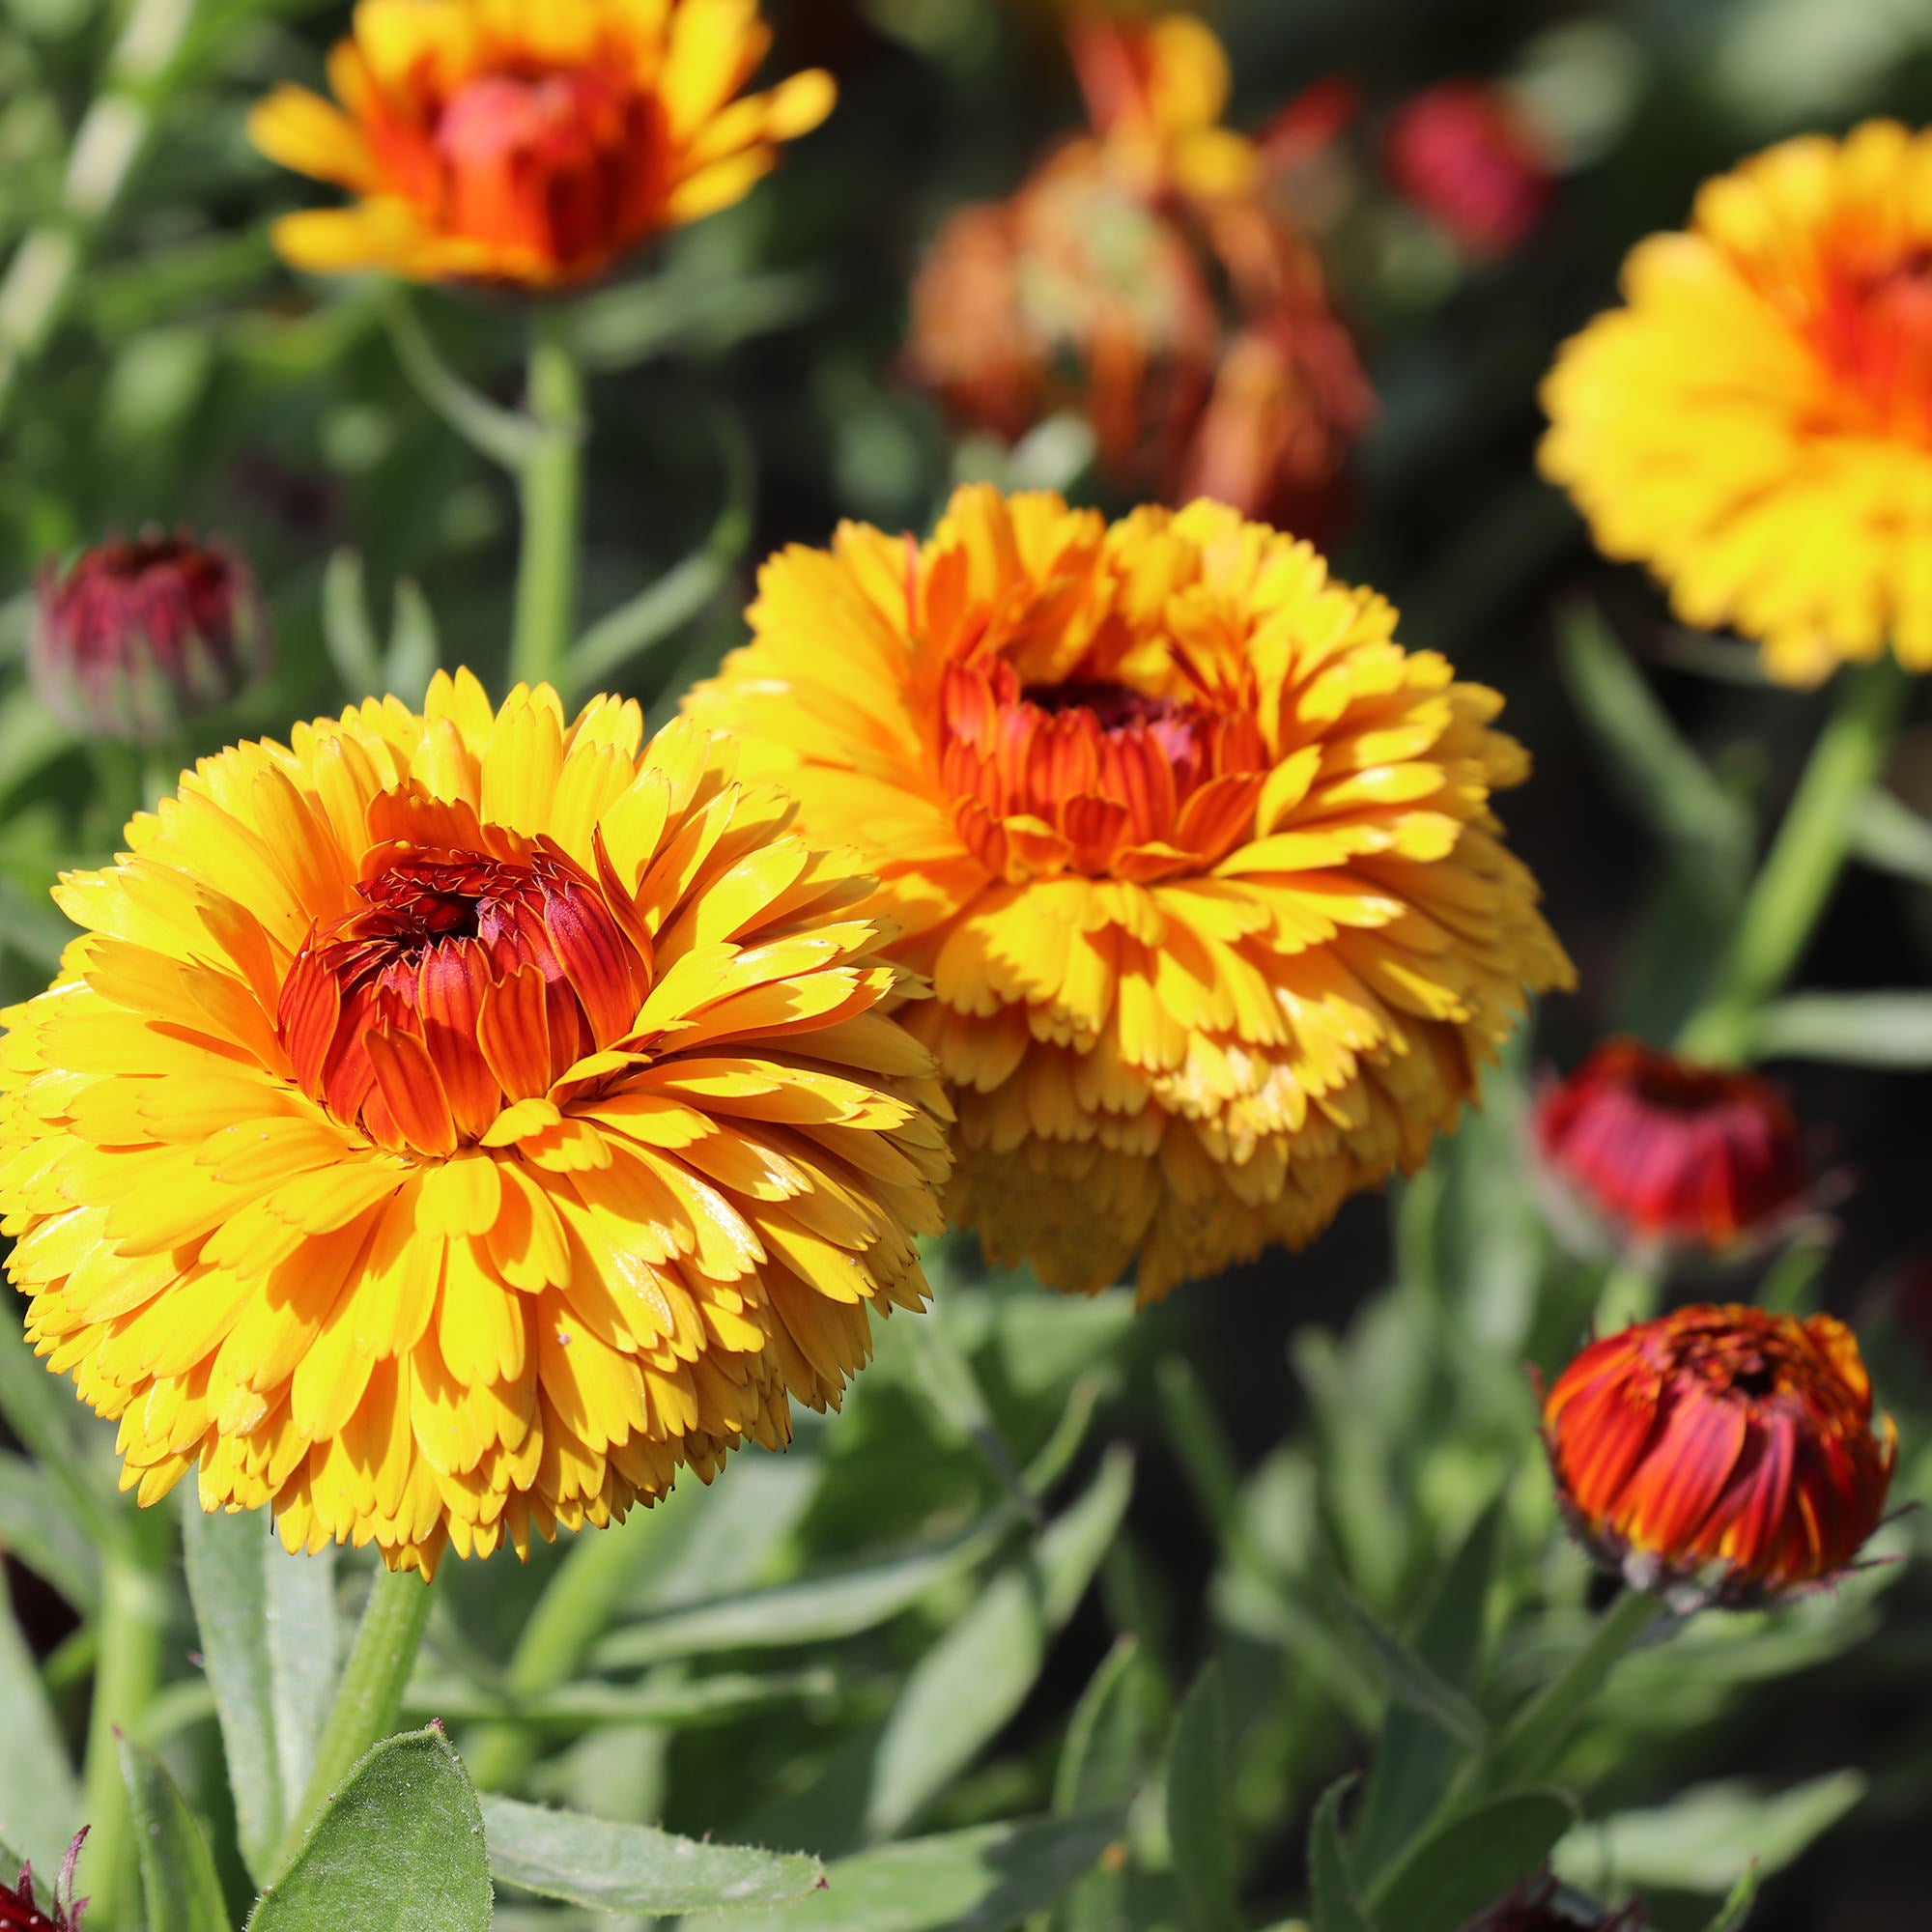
[1471,1872,1646,1929]
[1,1831,88,1932]
[1531,1038,1813,1261]
[1543,1304,1895,1608]
[31,532,270,742]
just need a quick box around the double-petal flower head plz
[0,674,950,1573]
[687,486,1572,1299]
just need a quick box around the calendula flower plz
[0,673,949,1574]
[1384,81,1553,258]
[685,487,1572,1299]
[0,1833,87,1932]
[1541,120,1932,684]
[1531,1038,1813,1261]
[248,0,835,288]
[33,533,270,745]
[1543,1304,1895,1607]
[1066,12,1259,201]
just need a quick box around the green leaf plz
[1056,1637,1146,1816]
[1850,787,1932,886]
[384,580,440,708]
[1166,1664,1241,1932]
[322,550,383,698]
[406,1667,834,1731]
[246,1727,491,1932]
[0,687,71,806]
[1703,1865,1761,1932]
[0,1321,118,1551]
[118,1736,232,1932]
[0,1449,99,1612]
[682,1810,1125,1932]
[481,1795,822,1915]
[1369,1791,1575,1932]
[1750,992,1932,1065]
[865,1450,1134,1837]
[1307,1777,1376,1932]
[1341,1592,1486,1748]
[184,1505,340,1887]
[1554,1773,1863,1896]
[0,1583,80,1871]
[1350,1502,1501,1884]
[590,1505,1014,1671]
[1556,601,1752,876]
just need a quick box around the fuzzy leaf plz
[119,1737,232,1932]
[1370,1791,1576,1932]
[1167,1664,1241,1932]
[1308,1777,1376,1932]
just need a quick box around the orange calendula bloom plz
[1544,1305,1896,1607]
[248,0,836,287]
[1542,120,1932,683]
[0,672,949,1574]
[685,487,1573,1300]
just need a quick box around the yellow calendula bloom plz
[248,0,835,288]
[685,489,1573,1301]
[0,673,949,1574]
[1542,120,1932,684]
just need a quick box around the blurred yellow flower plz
[1542,120,1932,684]
[685,488,1572,1301]
[0,673,949,1574]
[248,0,835,288]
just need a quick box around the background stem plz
[509,310,585,696]
[1680,655,1910,1063]
[271,1565,435,1882]
[80,1547,171,1929]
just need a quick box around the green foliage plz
[117,1738,231,1932]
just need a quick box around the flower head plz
[248,0,835,288]
[33,533,269,744]
[0,672,950,1574]
[1541,120,1932,683]
[1543,1304,1895,1606]
[0,1833,88,1932]
[1384,81,1553,258]
[1532,1038,1812,1260]
[685,487,1572,1299]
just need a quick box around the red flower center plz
[1807,244,1932,441]
[938,664,1265,882]
[429,64,649,271]
[279,842,649,1154]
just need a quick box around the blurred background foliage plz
[5,0,1932,1928]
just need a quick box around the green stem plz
[1680,655,1910,1064]
[81,1549,171,1929]
[1488,1587,1662,1787]
[271,1565,435,1881]
[1591,1257,1661,1335]
[509,309,584,696]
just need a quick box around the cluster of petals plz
[1544,1304,1895,1607]
[248,0,836,287]
[1531,1037,1813,1261]
[1542,119,1932,683]
[32,532,269,746]
[686,486,1573,1299]
[905,14,1372,539]
[0,672,950,1573]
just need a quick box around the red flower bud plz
[1384,80,1553,257]
[1470,1871,1646,1929]
[1531,1038,1814,1260]
[32,532,269,742]
[1,1831,88,1932]
[1543,1304,1895,1607]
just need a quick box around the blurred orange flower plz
[906,14,1371,539]
[1544,1304,1895,1606]
[687,486,1570,1300]
[249,0,834,288]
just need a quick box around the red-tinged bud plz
[1468,1872,1646,1929]
[1,1831,89,1931]
[1531,1039,1815,1261]
[1384,80,1553,257]
[32,532,269,743]
[1543,1304,1896,1608]
[279,835,650,1155]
